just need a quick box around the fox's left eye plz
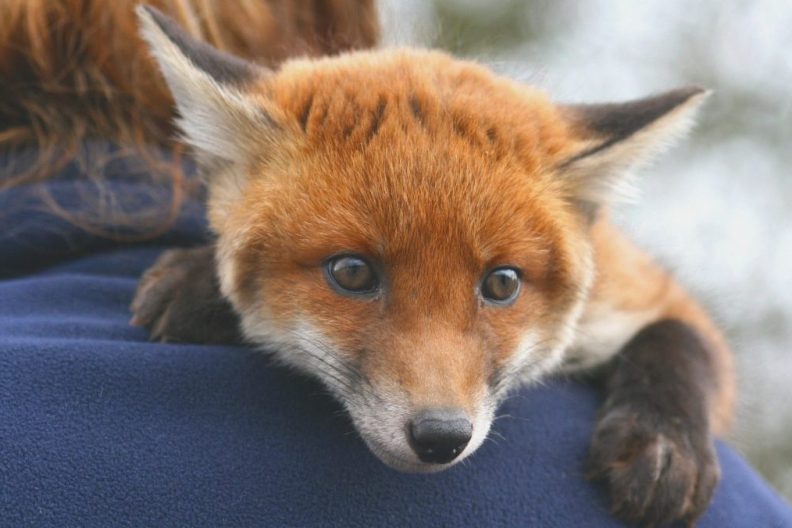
[481,267,521,304]
[325,255,380,295]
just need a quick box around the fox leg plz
[579,222,735,526]
[587,319,723,526]
[130,245,243,344]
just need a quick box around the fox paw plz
[130,246,242,344]
[587,405,720,527]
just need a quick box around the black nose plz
[409,408,473,464]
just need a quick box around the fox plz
[129,7,736,525]
[1,1,734,526]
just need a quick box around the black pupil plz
[331,257,375,292]
[483,269,519,301]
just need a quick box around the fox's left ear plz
[136,5,279,165]
[558,87,710,215]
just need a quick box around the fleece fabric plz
[1,149,791,527]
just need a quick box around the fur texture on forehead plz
[266,49,577,163]
[224,49,592,277]
[207,53,591,317]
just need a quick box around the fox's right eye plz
[325,255,380,296]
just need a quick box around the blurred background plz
[379,0,792,500]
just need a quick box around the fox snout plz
[341,351,495,472]
[408,408,473,464]
[346,392,491,473]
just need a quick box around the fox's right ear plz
[136,5,279,165]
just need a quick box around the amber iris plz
[327,255,379,294]
[481,268,521,303]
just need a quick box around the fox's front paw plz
[587,404,719,527]
[130,246,242,344]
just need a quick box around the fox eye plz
[481,267,521,304]
[326,255,379,295]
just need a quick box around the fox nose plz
[409,408,473,464]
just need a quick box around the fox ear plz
[558,87,710,215]
[136,5,278,164]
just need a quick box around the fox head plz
[139,6,708,471]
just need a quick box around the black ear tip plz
[681,84,706,94]
[136,1,260,86]
[673,85,712,103]
[136,4,172,30]
[135,4,155,19]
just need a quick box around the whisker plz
[488,430,506,441]
[279,330,383,402]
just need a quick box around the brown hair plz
[0,0,378,238]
